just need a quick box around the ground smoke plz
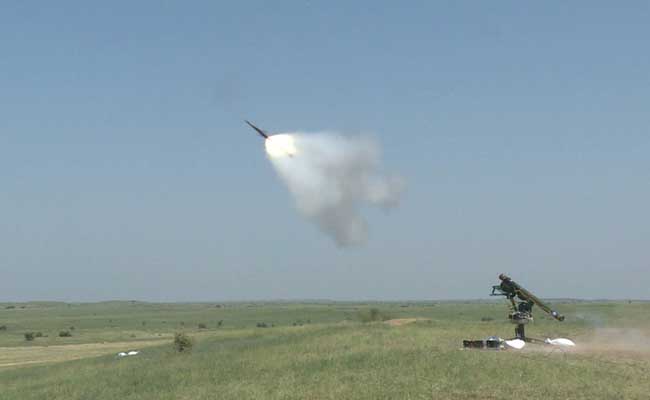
[266,132,403,246]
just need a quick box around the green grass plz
[1,301,649,399]
[0,301,356,347]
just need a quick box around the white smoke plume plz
[265,132,403,246]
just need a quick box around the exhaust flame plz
[265,134,297,158]
[265,132,403,246]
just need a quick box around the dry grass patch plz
[0,339,167,369]
[383,318,426,327]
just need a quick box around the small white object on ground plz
[117,350,140,357]
[504,339,526,350]
[545,338,576,347]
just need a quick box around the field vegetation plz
[1,300,649,399]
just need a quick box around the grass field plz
[1,300,649,399]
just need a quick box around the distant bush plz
[256,322,269,328]
[35,331,43,337]
[481,316,494,322]
[217,320,223,327]
[198,323,207,329]
[358,308,391,323]
[59,330,72,337]
[142,321,147,326]
[69,326,75,331]
[0,325,7,331]
[173,332,193,353]
[24,332,35,341]
[5,305,15,309]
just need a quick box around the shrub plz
[35,332,43,337]
[358,308,391,323]
[217,320,223,327]
[69,326,75,331]
[59,330,72,337]
[5,305,15,309]
[481,316,494,322]
[0,325,7,331]
[198,323,207,329]
[24,332,35,341]
[256,322,268,328]
[173,332,193,353]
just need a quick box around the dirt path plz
[384,318,425,326]
[0,339,168,369]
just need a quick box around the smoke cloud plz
[265,132,403,246]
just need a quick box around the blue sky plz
[1,2,648,301]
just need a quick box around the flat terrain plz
[1,301,649,399]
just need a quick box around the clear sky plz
[2,2,648,301]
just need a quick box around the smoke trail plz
[265,132,403,246]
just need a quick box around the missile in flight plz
[245,120,296,158]
[245,120,269,139]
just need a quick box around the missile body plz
[245,120,269,139]
[246,120,295,157]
